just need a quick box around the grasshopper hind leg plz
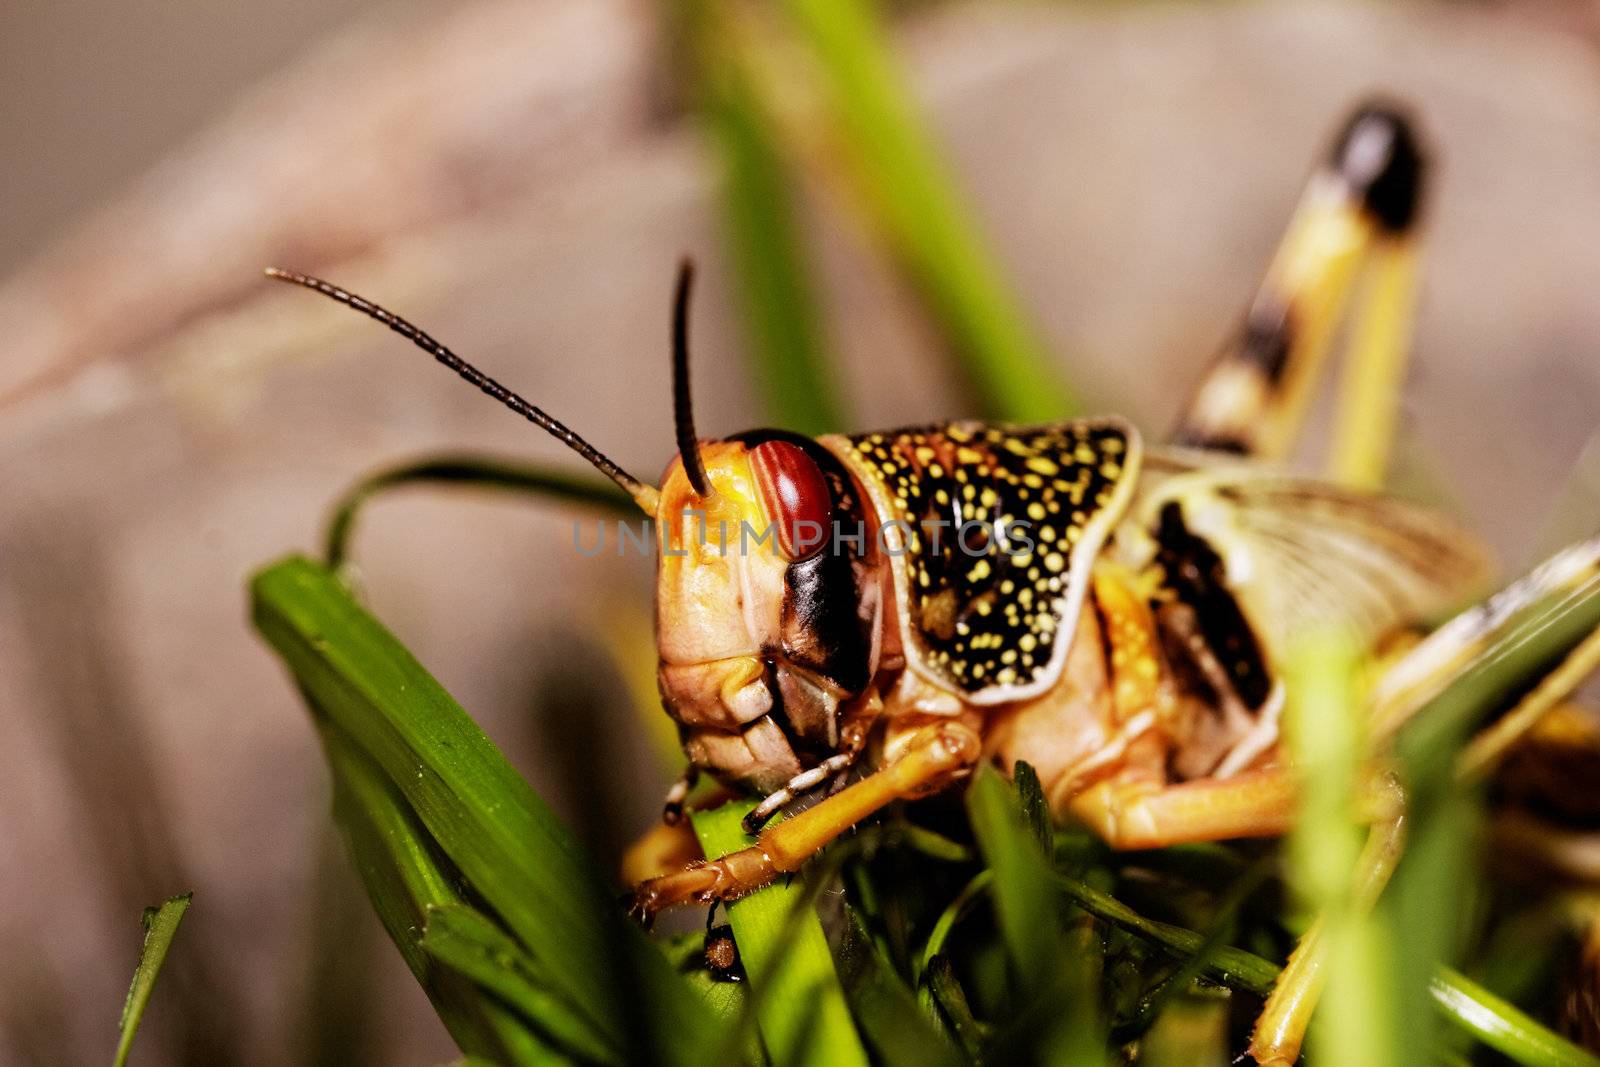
[1172,101,1425,471]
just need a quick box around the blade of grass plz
[1048,870,1280,995]
[252,555,718,1065]
[420,904,624,1065]
[965,766,1062,995]
[925,956,986,1060]
[836,904,962,1067]
[1013,761,1051,852]
[690,800,871,1067]
[966,764,1104,1064]
[684,0,844,434]
[1281,633,1399,1067]
[916,869,992,991]
[113,893,192,1067]
[1375,538,1600,752]
[893,822,973,864]
[660,935,752,1028]
[1431,968,1600,1067]
[776,0,1077,421]
[1117,860,1273,1040]
[317,720,560,1064]
[1457,620,1600,781]
[322,455,636,569]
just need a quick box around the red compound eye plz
[750,440,832,560]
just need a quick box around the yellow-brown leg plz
[1249,790,1406,1066]
[629,720,981,920]
[1068,768,1298,850]
[1071,766,1405,1065]
[621,817,704,888]
[1172,103,1424,462]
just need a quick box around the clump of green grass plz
[251,549,1600,1065]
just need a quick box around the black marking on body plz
[1170,307,1295,452]
[782,549,871,693]
[1329,103,1425,234]
[1238,303,1295,385]
[847,420,1135,695]
[1170,430,1251,455]
[730,429,874,748]
[1154,501,1273,709]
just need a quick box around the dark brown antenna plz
[672,259,712,497]
[264,267,659,514]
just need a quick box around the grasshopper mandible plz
[266,100,1599,1065]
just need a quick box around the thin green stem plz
[916,869,992,987]
[892,822,975,865]
[778,0,1077,421]
[925,956,986,1060]
[1120,861,1274,1038]
[322,454,636,569]
[1051,871,1280,994]
[1430,969,1600,1067]
[252,556,716,1065]
[686,0,845,434]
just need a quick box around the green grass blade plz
[1282,634,1399,1067]
[691,801,871,1067]
[252,555,718,1065]
[966,766,1059,992]
[966,764,1103,1064]
[318,720,560,1064]
[836,904,961,1067]
[916,870,992,989]
[779,0,1077,421]
[1117,860,1273,1040]
[421,903,625,1065]
[1395,557,1600,780]
[1048,871,1280,995]
[686,1,844,435]
[322,454,637,569]
[1013,761,1051,852]
[113,893,192,1067]
[924,955,985,1059]
[1430,968,1600,1067]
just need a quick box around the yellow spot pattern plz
[849,419,1135,694]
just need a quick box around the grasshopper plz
[267,100,1600,1065]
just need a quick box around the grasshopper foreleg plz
[629,720,980,922]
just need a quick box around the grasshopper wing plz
[1129,454,1494,664]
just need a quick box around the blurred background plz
[3,0,1599,1063]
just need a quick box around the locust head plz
[653,431,881,794]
